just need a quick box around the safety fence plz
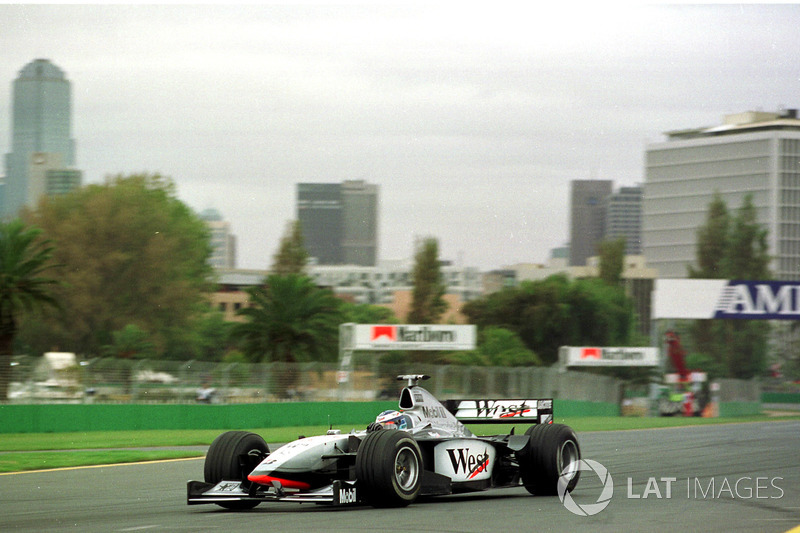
[4,356,623,406]
[3,355,764,418]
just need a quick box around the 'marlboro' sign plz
[559,346,659,367]
[653,279,800,320]
[344,324,476,351]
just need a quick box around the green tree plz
[0,220,61,400]
[271,220,308,275]
[19,174,213,357]
[341,301,397,324]
[103,324,155,359]
[688,193,771,379]
[230,273,343,364]
[449,327,541,367]
[598,237,626,285]
[688,192,730,278]
[725,194,770,279]
[162,309,234,361]
[463,274,635,365]
[407,237,447,324]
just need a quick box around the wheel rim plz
[558,439,580,481]
[394,445,419,491]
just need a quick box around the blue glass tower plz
[3,59,75,218]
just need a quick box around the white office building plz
[643,109,800,280]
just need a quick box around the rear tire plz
[517,424,581,496]
[356,430,422,507]
[204,431,269,510]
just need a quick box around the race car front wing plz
[187,479,360,506]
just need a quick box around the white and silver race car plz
[187,374,581,509]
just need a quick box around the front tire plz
[204,431,269,510]
[356,430,422,507]
[517,423,581,496]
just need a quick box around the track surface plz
[1,421,798,533]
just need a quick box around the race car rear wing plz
[443,399,553,425]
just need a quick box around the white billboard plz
[560,346,659,367]
[344,324,476,351]
[653,279,800,320]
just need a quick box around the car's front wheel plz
[204,431,269,510]
[356,430,422,507]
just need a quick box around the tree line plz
[0,176,777,399]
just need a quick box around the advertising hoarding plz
[345,324,476,351]
[653,279,800,320]
[560,346,659,367]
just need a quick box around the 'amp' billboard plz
[654,280,800,320]
[346,324,476,351]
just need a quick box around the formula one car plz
[187,374,580,509]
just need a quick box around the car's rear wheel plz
[517,423,581,496]
[204,430,269,510]
[356,430,422,507]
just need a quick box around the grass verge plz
[0,450,203,474]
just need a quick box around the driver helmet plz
[375,410,412,430]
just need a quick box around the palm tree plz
[0,219,61,400]
[231,273,343,364]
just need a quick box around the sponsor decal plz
[564,347,659,367]
[422,405,448,419]
[369,326,459,343]
[456,400,539,419]
[435,440,495,481]
[349,324,476,350]
[581,347,601,359]
[654,279,800,320]
[397,326,455,343]
[446,448,491,480]
[714,281,800,319]
[336,485,358,504]
[370,325,396,341]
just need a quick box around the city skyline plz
[1,5,799,270]
[2,58,78,217]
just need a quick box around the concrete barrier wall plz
[0,399,619,434]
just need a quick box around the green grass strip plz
[0,450,203,474]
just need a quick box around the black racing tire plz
[204,431,269,510]
[516,423,581,496]
[356,430,423,507]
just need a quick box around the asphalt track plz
[1,421,798,533]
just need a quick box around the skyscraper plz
[297,180,378,266]
[643,109,800,279]
[199,208,237,269]
[3,59,78,218]
[605,185,643,255]
[569,180,612,266]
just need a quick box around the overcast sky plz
[2,4,799,270]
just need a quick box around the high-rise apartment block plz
[605,186,643,255]
[3,59,80,218]
[569,180,612,266]
[643,109,800,279]
[297,180,378,266]
[199,208,237,269]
